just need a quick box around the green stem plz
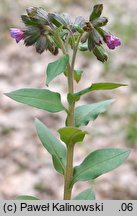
[63,59,74,200]
[63,34,82,200]
[53,32,67,55]
[53,31,82,200]
[63,144,74,200]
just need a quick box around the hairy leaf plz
[72,148,130,184]
[35,119,66,175]
[5,88,64,113]
[73,188,95,200]
[74,83,127,98]
[58,127,87,146]
[75,99,114,127]
[46,55,69,85]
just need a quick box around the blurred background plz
[0,0,137,199]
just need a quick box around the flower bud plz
[79,43,88,51]
[26,7,49,26]
[90,4,103,21]
[48,13,67,28]
[87,28,102,51]
[26,7,37,17]
[81,32,89,43]
[74,16,85,32]
[88,33,95,51]
[92,28,102,45]
[79,43,88,52]
[93,45,108,63]
[93,17,108,27]
[73,24,84,34]
[48,45,59,55]
[24,27,41,46]
[35,36,48,54]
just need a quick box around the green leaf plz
[73,188,95,200]
[72,148,130,185]
[75,99,114,127]
[35,119,66,175]
[5,88,64,113]
[16,195,39,200]
[89,83,127,91]
[46,55,69,85]
[58,127,87,146]
[74,83,127,98]
[90,4,103,21]
[74,69,83,83]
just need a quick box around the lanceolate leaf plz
[35,119,66,175]
[73,188,95,200]
[90,4,103,21]
[72,148,130,185]
[74,83,127,98]
[16,195,39,200]
[46,54,69,85]
[89,82,127,91]
[75,99,114,127]
[58,127,87,146]
[5,88,64,113]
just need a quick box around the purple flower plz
[10,28,25,43]
[105,34,121,49]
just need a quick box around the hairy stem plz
[63,144,74,199]
[63,34,82,200]
[54,31,82,200]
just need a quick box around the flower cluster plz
[10,4,121,62]
[79,4,121,62]
[11,7,59,54]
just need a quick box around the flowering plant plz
[7,4,130,200]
